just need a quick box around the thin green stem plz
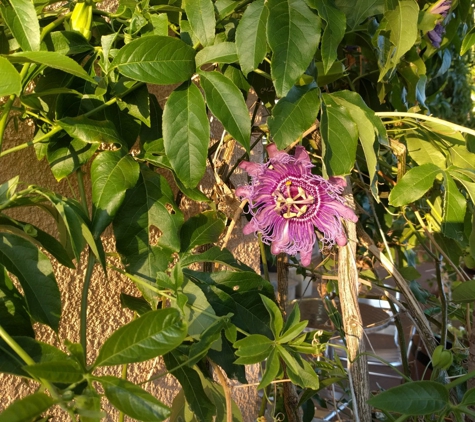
[40,11,72,41]
[258,385,269,417]
[345,75,356,92]
[435,255,448,350]
[0,96,15,152]
[375,111,475,138]
[118,311,133,422]
[80,251,96,368]
[76,169,89,216]
[24,110,54,125]
[253,68,272,81]
[0,125,61,158]
[258,233,270,282]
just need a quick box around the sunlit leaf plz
[266,0,321,97]
[235,0,268,76]
[112,36,196,85]
[95,308,187,366]
[163,82,209,188]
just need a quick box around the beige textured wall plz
[0,87,263,420]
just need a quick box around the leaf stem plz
[80,250,96,368]
[76,169,89,216]
[375,112,475,138]
[0,125,61,158]
[0,96,15,152]
[435,254,448,350]
[40,11,72,41]
[253,68,272,81]
[258,233,270,282]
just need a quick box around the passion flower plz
[235,144,358,267]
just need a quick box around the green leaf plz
[8,51,96,83]
[0,57,21,97]
[313,0,346,73]
[95,308,187,367]
[91,150,140,238]
[450,169,475,204]
[75,387,105,422]
[316,60,345,86]
[266,0,321,97]
[279,321,308,343]
[0,393,54,422]
[163,81,209,188]
[268,84,320,149]
[111,36,196,85]
[0,0,40,51]
[223,65,251,93]
[284,354,320,389]
[442,172,466,241]
[41,31,93,55]
[57,116,122,145]
[234,334,274,364]
[184,269,273,337]
[45,194,105,267]
[23,360,83,383]
[321,95,359,176]
[113,165,183,303]
[452,280,475,303]
[120,293,153,316]
[180,246,254,272]
[199,71,251,152]
[188,318,227,366]
[180,211,225,252]
[207,334,247,384]
[106,104,143,150]
[328,90,387,197]
[0,265,34,337]
[0,176,19,205]
[461,26,475,56]
[180,277,217,338]
[258,348,280,389]
[398,266,421,281]
[405,132,447,168]
[182,0,216,47]
[377,0,419,80]
[333,0,384,30]
[0,233,61,330]
[388,163,442,207]
[47,137,99,181]
[0,336,69,377]
[195,42,238,68]
[283,302,301,333]
[117,84,151,127]
[235,0,269,76]
[367,380,448,415]
[100,376,171,421]
[259,294,283,339]
[164,350,216,422]
[198,375,243,422]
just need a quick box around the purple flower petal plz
[236,144,358,266]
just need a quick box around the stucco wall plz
[0,86,263,420]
